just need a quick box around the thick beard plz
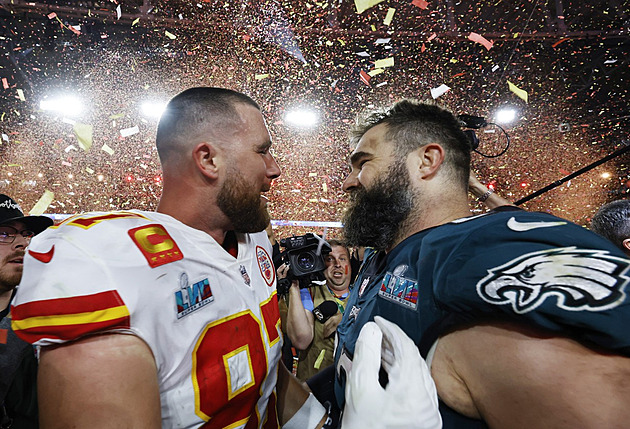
[342,163,414,251]
[217,169,270,233]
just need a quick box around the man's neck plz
[327,284,349,298]
[388,192,472,252]
[0,289,14,312]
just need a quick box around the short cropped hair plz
[590,199,630,252]
[327,239,350,258]
[350,99,472,187]
[156,87,260,165]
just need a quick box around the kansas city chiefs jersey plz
[12,210,282,429]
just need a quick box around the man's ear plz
[410,143,445,180]
[192,142,220,180]
[622,238,630,255]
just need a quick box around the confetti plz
[354,0,385,14]
[17,89,25,101]
[430,84,451,99]
[374,57,394,68]
[29,190,54,216]
[383,8,395,26]
[1,78,7,89]
[120,126,140,137]
[116,5,122,19]
[507,80,529,103]
[411,0,429,9]
[359,70,371,86]
[255,73,270,80]
[468,32,494,50]
[73,123,93,151]
[165,31,177,40]
[101,144,115,155]
[368,68,384,77]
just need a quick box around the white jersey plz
[12,210,282,429]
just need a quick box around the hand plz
[468,170,487,197]
[277,263,290,280]
[341,316,442,429]
[323,312,342,338]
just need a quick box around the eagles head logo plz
[476,247,630,314]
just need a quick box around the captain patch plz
[378,265,419,309]
[128,224,183,268]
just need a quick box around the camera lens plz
[296,252,315,270]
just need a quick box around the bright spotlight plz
[601,172,612,179]
[285,108,319,128]
[39,95,84,116]
[141,101,168,119]
[495,108,517,124]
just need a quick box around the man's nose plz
[13,234,31,248]
[342,172,360,192]
[267,154,281,180]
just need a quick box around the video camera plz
[276,233,331,295]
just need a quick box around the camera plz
[277,233,331,295]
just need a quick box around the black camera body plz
[277,233,331,295]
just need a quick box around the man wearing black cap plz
[0,193,53,428]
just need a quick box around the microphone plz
[313,300,339,323]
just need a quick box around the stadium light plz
[285,108,319,128]
[39,95,85,117]
[494,107,517,124]
[140,101,168,119]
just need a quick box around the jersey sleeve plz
[435,215,630,355]
[11,227,133,347]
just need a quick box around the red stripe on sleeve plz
[15,315,131,344]
[12,290,126,321]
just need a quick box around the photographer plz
[278,239,351,381]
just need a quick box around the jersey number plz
[193,297,280,428]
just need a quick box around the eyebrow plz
[349,151,371,167]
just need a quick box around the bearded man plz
[11,87,330,429]
[334,99,630,428]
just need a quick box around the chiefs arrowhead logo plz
[28,245,55,263]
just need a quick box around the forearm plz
[286,286,314,349]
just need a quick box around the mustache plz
[2,250,25,263]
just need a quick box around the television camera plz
[276,233,331,295]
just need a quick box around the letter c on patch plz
[133,226,174,253]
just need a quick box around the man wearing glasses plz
[0,194,53,428]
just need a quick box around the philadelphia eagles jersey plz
[11,210,282,429]
[335,207,630,426]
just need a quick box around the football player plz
[334,99,630,428]
[11,87,327,429]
